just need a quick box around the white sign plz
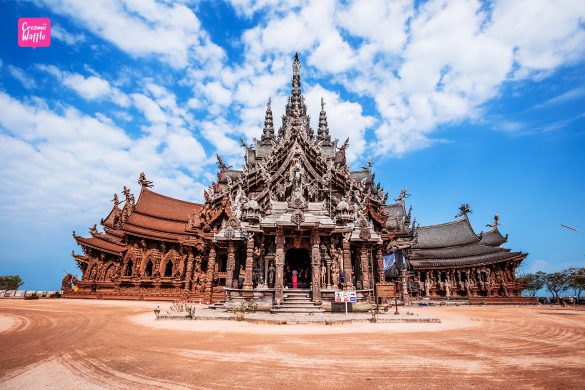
[335,290,357,303]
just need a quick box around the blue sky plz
[0,0,584,291]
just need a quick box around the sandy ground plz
[0,300,584,389]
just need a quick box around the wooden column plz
[324,247,331,289]
[205,245,216,303]
[343,236,353,289]
[243,234,254,290]
[376,246,384,283]
[274,230,285,305]
[225,241,235,289]
[184,250,194,291]
[311,230,322,303]
[360,243,371,290]
[401,267,410,304]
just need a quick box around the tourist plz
[292,269,298,289]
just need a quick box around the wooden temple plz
[67,54,527,305]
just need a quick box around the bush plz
[0,275,24,290]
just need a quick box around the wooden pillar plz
[360,243,371,290]
[244,234,254,290]
[225,241,235,289]
[343,236,353,289]
[205,245,216,303]
[311,230,322,303]
[376,246,384,283]
[324,247,331,289]
[274,230,285,305]
[184,250,194,291]
[401,267,410,304]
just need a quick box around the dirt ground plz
[1,300,584,389]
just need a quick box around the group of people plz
[286,265,310,288]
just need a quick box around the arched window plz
[164,261,173,277]
[145,260,153,277]
[125,260,133,276]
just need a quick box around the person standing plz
[292,269,298,289]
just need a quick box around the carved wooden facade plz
[67,54,527,303]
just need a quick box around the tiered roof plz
[409,217,525,269]
[122,188,202,242]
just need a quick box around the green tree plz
[518,272,546,297]
[545,271,570,302]
[566,268,585,304]
[0,275,24,290]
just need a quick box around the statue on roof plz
[362,156,374,170]
[138,172,153,188]
[394,188,410,202]
[122,186,135,207]
[89,224,98,235]
[486,214,500,228]
[455,203,472,218]
[111,193,120,207]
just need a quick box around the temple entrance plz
[285,248,311,288]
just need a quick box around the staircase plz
[271,289,324,314]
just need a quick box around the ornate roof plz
[201,53,398,243]
[75,234,124,256]
[133,188,202,222]
[414,218,479,249]
[479,227,508,246]
[409,214,526,269]
[122,188,202,242]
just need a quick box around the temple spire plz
[317,97,331,142]
[261,98,275,141]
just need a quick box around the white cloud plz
[0,91,208,227]
[132,93,167,123]
[7,65,36,89]
[63,74,112,100]
[41,0,225,68]
[305,84,375,161]
[200,118,242,158]
[37,64,130,106]
[51,24,86,45]
[488,0,585,79]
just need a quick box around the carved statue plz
[486,214,500,228]
[268,261,275,287]
[455,203,472,218]
[111,193,120,207]
[61,273,73,293]
[320,262,326,287]
[138,172,153,188]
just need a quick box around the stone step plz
[283,293,311,297]
[282,297,311,302]
[277,302,320,308]
[271,308,324,313]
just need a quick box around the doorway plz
[285,248,311,288]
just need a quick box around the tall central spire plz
[279,53,311,140]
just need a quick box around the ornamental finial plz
[486,214,500,228]
[394,188,410,202]
[455,203,472,218]
[293,52,301,75]
[138,172,153,188]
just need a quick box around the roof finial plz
[455,203,472,219]
[394,188,410,202]
[261,97,275,141]
[486,214,500,228]
[111,193,120,207]
[317,97,331,142]
[293,52,301,76]
[138,172,153,188]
